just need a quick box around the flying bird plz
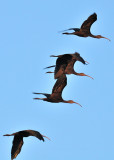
[45,52,93,79]
[61,13,110,41]
[4,130,50,160]
[33,74,82,107]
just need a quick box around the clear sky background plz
[0,0,114,160]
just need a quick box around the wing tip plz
[93,12,97,18]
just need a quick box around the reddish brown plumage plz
[62,13,110,41]
[33,74,82,107]
[45,52,93,79]
[4,130,50,160]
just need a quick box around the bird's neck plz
[63,100,68,103]
[43,98,48,101]
[63,100,71,103]
[89,34,98,38]
[90,34,103,39]
[72,70,78,75]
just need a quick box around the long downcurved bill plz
[42,135,51,140]
[85,74,94,80]
[78,73,94,80]
[103,37,111,41]
[74,102,82,107]
[85,61,89,64]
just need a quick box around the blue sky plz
[0,0,114,160]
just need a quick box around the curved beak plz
[103,36,111,41]
[85,61,89,65]
[42,135,51,141]
[74,102,82,107]
[85,74,94,80]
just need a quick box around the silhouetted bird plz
[62,13,110,41]
[4,130,50,160]
[45,52,93,79]
[33,74,82,107]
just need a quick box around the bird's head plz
[96,35,111,41]
[74,52,80,56]
[67,100,76,104]
[67,100,82,107]
[96,35,104,39]
[74,52,86,64]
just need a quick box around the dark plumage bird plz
[4,130,50,160]
[45,52,93,79]
[33,74,82,107]
[62,13,110,41]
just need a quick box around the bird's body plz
[33,74,82,106]
[62,13,110,41]
[54,53,86,79]
[4,130,49,160]
[45,52,93,79]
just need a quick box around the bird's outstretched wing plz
[23,130,45,141]
[11,135,24,160]
[65,58,76,71]
[80,13,97,32]
[54,54,72,79]
[52,74,67,97]
[4,130,49,160]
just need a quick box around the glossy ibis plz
[62,13,110,41]
[45,52,93,79]
[33,74,82,107]
[4,130,50,160]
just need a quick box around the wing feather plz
[80,13,97,32]
[5,130,47,160]
[52,74,67,96]
[54,54,72,79]
[11,135,23,160]
[23,130,45,141]
[65,59,76,72]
